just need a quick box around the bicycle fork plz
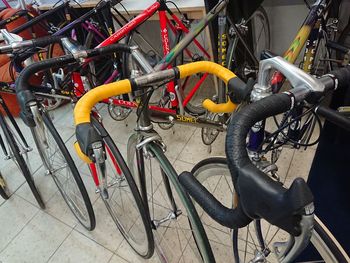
[90,141,125,200]
[28,102,51,173]
[135,133,181,229]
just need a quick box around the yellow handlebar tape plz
[74,79,132,163]
[178,61,237,113]
[74,61,238,162]
[74,79,132,125]
[74,142,92,164]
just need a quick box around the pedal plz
[152,210,182,229]
[25,147,33,152]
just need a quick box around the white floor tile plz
[75,198,125,252]
[0,211,71,263]
[48,230,113,263]
[0,195,39,251]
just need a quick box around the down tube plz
[154,0,228,71]
[148,143,215,263]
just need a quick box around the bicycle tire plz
[91,118,154,258]
[32,111,95,230]
[0,171,10,200]
[0,113,44,208]
[193,157,349,262]
[127,135,215,263]
[190,157,235,262]
[227,6,270,80]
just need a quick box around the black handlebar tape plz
[326,41,350,54]
[15,44,132,109]
[11,2,69,35]
[329,66,350,91]
[226,93,293,182]
[14,36,64,65]
[317,106,350,131]
[15,54,76,110]
[85,44,131,57]
[228,77,255,104]
[179,172,252,229]
[226,93,313,236]
[32,35,63,48]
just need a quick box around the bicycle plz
[73,60,244,262]
[0,0,126,111]
[202,0,350,149]
[10,36,96,230]
[179,57,350,262]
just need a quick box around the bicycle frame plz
[94,0,221,109]
[247,0,328,154]
[0,94,31,158]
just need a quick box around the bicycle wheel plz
[127,134,214,262]
[91,119,154,258]
[227,6,270,80]
[190,157,235,262]
[0,113,44,207]
[233,215,350,262]
[191,158,349,262]
[31,111,95,230]
[0,171,9,200]
[337,23,350,63]
[309,26,333,76]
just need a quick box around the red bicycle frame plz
[73,1,211,188]
[93,0,211,109]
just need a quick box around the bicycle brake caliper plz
[92,141,108,199]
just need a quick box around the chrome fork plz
[92,141,109,199]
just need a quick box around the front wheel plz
[192,159,349,262]
[0,172,9,200]
[32,111,95,230]
[227,6,270,81]
[127,136,214,262]
[190,157,236,261]
[92,119,154,258]
[0,113,44,207]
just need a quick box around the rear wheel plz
[228,6,270,81]
[32,111,95,230]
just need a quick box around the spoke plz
[244,224,250,262]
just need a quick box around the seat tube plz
[159,9,178,108]
[217,8,228,103]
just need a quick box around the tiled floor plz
[0,103,317,263]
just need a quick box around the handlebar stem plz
[251,56,325,102]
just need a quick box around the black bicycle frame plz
[0,94,30,155]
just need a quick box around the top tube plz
[154,0,228,71]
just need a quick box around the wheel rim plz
[192,160,236,262]
[128,140,203,262]
[38,117,91,228]
[102,142,150,256]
